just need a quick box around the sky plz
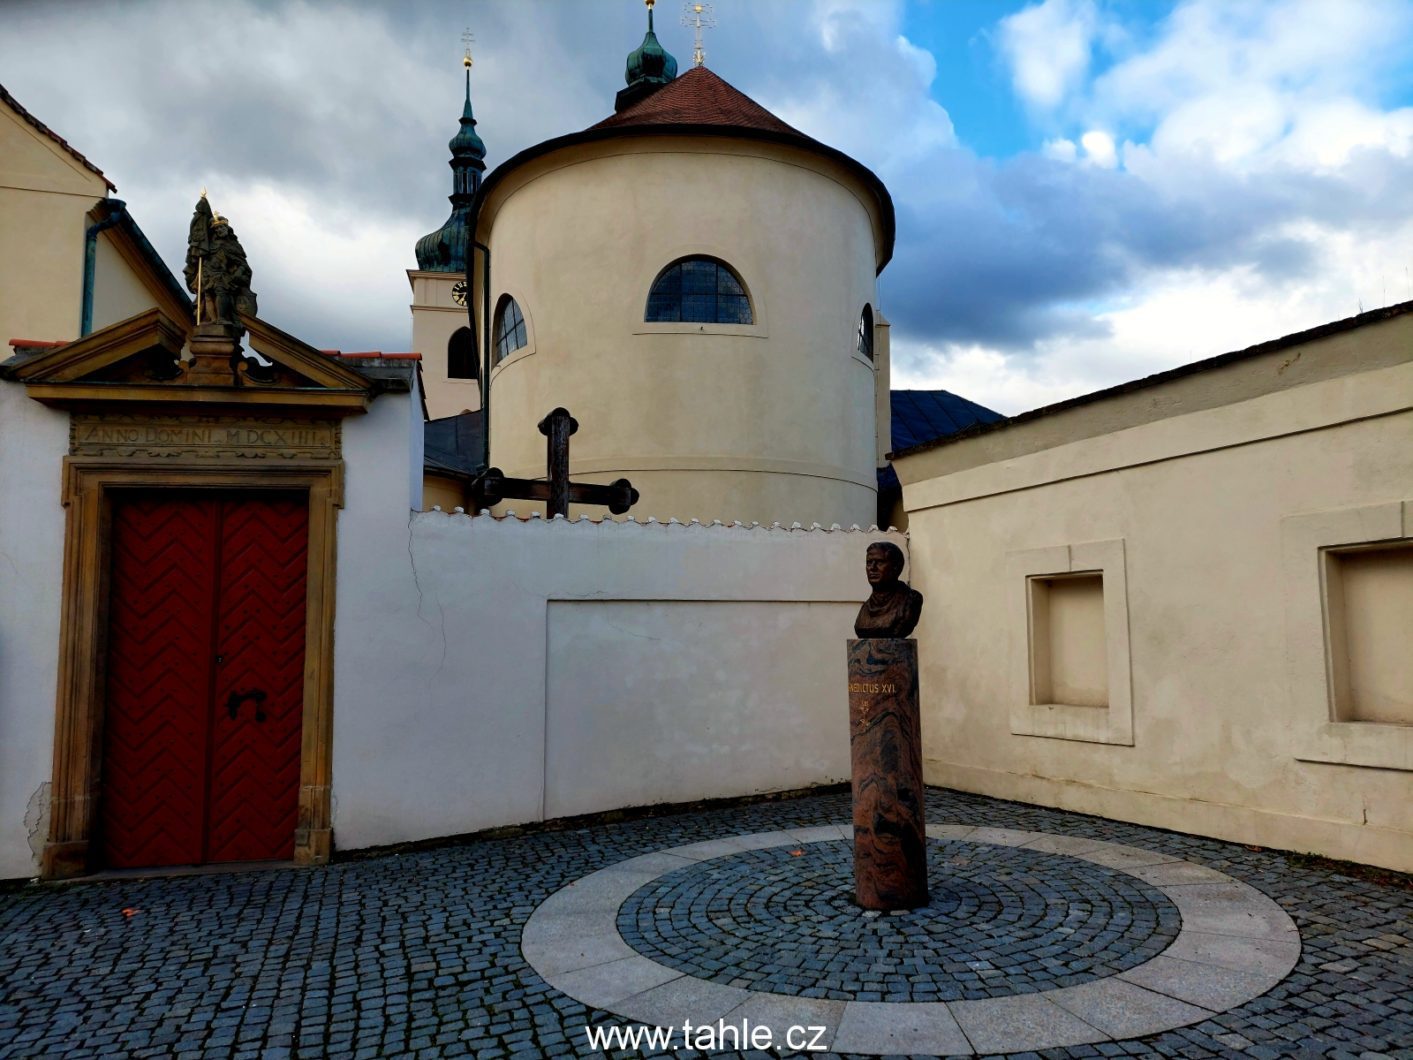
[4,0,1413,415]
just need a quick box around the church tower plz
[463,1,893,526]
[410,40,486,417]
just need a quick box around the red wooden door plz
[101,493,308,868]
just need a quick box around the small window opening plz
[494,297,528,362]
[448,327,477,380]
[857,304,874,360]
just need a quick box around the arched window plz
[494,296,528,362]
[448,326,477,379]
[645,257,753,324]
[856,304,874,361]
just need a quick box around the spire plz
[616,0,678,113]
[681,2,715,68]
[416,32,488,273]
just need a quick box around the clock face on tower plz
[451,280,468,307]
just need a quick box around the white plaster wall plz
[330,508,905,851]
[545,599,854,818]
[0,382,70,878]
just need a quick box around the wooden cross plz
[471,408,640,518]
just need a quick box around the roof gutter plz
[81,199,194,337]
[80,199,126,337]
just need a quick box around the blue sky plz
[905,0,1041,158]
[4,0,1413,413]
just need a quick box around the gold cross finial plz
[681,1,715,67]
[461,27,475,68]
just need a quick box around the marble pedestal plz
[846,637,928,910]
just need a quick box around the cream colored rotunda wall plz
[895,314,1413,873]
[0,105,107,344]
[410,269,481,417]
[480,137,883,527]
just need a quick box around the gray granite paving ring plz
[521,824,1302,1055]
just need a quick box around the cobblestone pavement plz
[1,787,1410,1059]
[618,840,1181,1002]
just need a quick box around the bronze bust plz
[854,542,924,638]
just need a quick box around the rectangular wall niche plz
[1282,499,1412,771]
[1325,543,1413,725]
[1030,572,1108,708]
[1006,539,1133,746]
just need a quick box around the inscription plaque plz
[71,414,340,462]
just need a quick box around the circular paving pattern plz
[522,824,1302,1055]
[618,839,1181,1001]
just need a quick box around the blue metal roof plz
[424,409,485,479]
[878,389,1004,492]
[890,389,1003,452]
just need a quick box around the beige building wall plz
[89,234,163,333]
[0,104,107,343]
[476,136,884,527]
[411,269,481,418]
[873,311,892,470]
[895,311,1413,873]
[1,102,172,349]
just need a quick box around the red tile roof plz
[0,82,116,192]
[592,67,805,140]
[476,65,896,271]
[336,352,422,360]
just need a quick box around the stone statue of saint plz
[854,542,924,639]
[184,194,258,327]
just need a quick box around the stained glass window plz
[645,258,753,324]
[494,296,528,362]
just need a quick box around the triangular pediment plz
[2,307,377,414]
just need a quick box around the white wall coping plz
[419,509,905,533]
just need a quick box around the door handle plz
[225,688,268,722]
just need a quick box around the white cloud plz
[1079,130,1117,167]
[766,1,955,172]
[895,210,1413,415]
[998,0,1098,110]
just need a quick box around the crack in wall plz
[25,781,50,866]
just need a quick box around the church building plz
[413,5,924,528]
[0,4,1405,883]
